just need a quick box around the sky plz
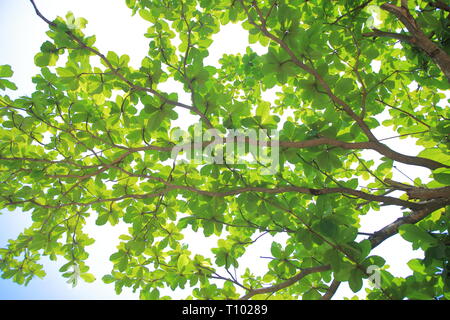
[0,0,434,300]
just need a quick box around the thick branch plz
[1,178,423,210]
[385,179,450,200]
[112,167,423,209]
[363,28,412,42]
[369,198,450,248]
[2,134,447,174]
[429,1,450,13]
[406,186,450,200]
[380,2,450,82]
[239,265,331,300]
[283,139,446,170]
[321,279,341,300]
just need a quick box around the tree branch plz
[429,1,450,13]
[385,178,450,200]
[369,198,450,247]
[363,28,412,43]
[380,2,450,82]
[321,279,341,300]
[239,265,331,300]
[375,98,431,128]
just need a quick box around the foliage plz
[0,0,449,300]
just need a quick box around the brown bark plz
[385,178,450,200]
[379,3,450,82]
[407,186,450,200]
[239,265,331,300]
[368,199,450,247]
[429,1,450,13]
[321,279,341,300]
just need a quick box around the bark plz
[406,186,450,200]
[380,3,450,82]
[385,179,450,200]
[239,265,331,300]
[321,279,341,300]
[429,1,450,13]
[368,199,450,247]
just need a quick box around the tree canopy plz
[0,0,450,300]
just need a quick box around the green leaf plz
[87,78,103,94]
[146,109,166,132]
[349,269,363,293]
[96,214,109,226]
[365,47,379,60]
[80,273,96,283]
[141,288,160,300]
[105,51,120,68]
[358,240,372,262]
[1,270,17,279]
[270,242,282,258]
[335,78,354,94]
[433,168,450,185]
[256,101,271,124]
[302,288,322,300]
[102,275,115,284]
[407,259,426,274]
[362,255,386,269]
[398,224,438,250]
[0,79,17,90]
[317,218,339,238]
[0,65,13,78]
[34,52,58,67]
[316,195,332,217]
[139,9,154,22]
[177,254,190,272]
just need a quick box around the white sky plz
[0,0,436,300]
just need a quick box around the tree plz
[0,0,449,300]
